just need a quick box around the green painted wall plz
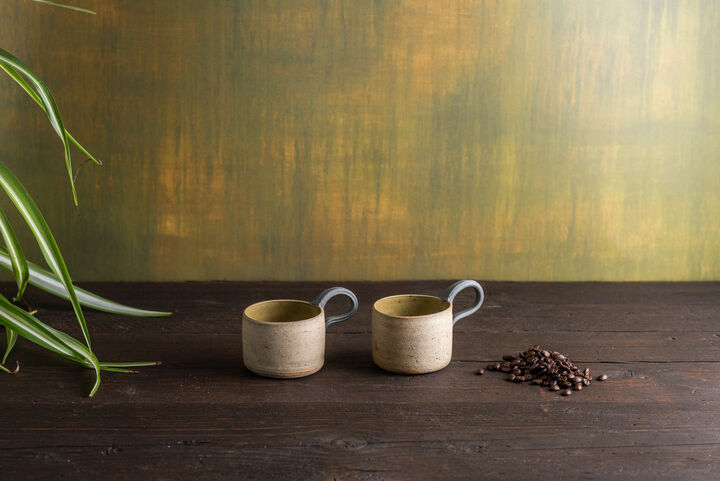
[0,0,718,281]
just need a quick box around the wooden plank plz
[57,280,720,309]
[2,402,719,452]
[18,282,720,336]
[0,403,718,480]
[8,329,720,365]
[1,353,717,406]
[1,443,717,481]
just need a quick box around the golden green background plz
[0,0,718,281]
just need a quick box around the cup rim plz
[243,299,323,325]
[373,294,451,319]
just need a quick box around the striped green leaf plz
[0,246,171,317]
[0,210,29,301]
[0,161,93,354]
[0,62,101,167]
[0,208,29,363]
[2,329,17,365]
[0,293,101,395]
[0,293,89,363]
[31,0,96,15]
[0,48,78,204]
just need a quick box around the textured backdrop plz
[0,0,718,281]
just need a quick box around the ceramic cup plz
[372,280,485,374]
[242,287,359,378]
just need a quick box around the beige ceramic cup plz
[372,280,485,374]
[242,287,359,378]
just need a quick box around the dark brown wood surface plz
[0,281,718,480]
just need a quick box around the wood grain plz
[0,281,718,479]
[0,1,719,281]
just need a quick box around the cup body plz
[242,299,326,378]
[372,294,453,374]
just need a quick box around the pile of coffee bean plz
[481,345,608,396]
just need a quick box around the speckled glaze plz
[372,295,453,374]
[243,300,325,378]
[372,280,484,374]
[242,288,358,379]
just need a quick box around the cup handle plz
[312,287,359,329]
[441,280,484,325]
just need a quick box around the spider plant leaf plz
[41,324,157,372]
[0,208,29,363]
[0,360,19,374]
[0,293,101,395]
[0,209,30,300]
[100,361,160,368]
[0,63,101,166]
[0,293,86,362]
[0,294,154,392]
[31,0,96,15]
[0,48,77,204]
[0,247,171,317]
[96,366,134,373]
[0,161,92,352]
[44,327,155,381]
[0,62,42,104]
[3,328,18,364]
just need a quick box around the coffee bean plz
[485,346,603,396]
[476,368,484,375]
[598,374,608,381]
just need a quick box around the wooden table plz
[0,281,718,480]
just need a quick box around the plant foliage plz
[0,2,168,396]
